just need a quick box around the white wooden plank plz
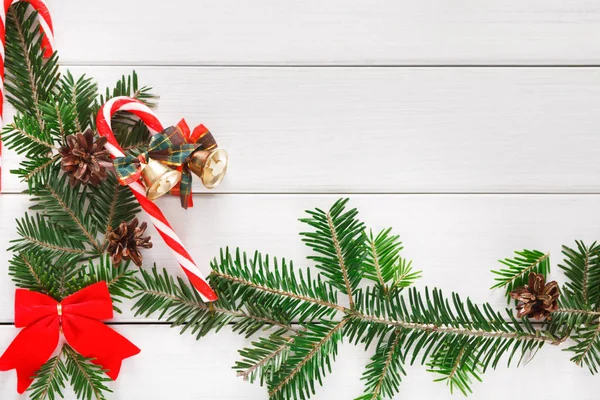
[0,193,598,322]
[0,325,595,399]
[4,66,600,194]
[46,0,600,65]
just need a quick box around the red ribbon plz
[0,282,140,394]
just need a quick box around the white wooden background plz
[1,1,600,398]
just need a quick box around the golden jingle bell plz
[187,148,229,189]
[141,158,182,200]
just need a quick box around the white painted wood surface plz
[5,66,600,194]
[53,1,600,65]
[1,0,600,399]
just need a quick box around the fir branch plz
[560,241,600,308]
[60,72,98,132]
[8,251,52,294]
[30,173,101,252]
[357,329,405,400]
[133,266,298,338]
[268,320,346,400]
[5,4,60,127]
[89,174,140,250]
[123,199,600,399]
[363,228,420,294]
[235,334,293,384]
[15,154,61,189]
[210,249,343,318]
[491,249,550,300]
[567,322,600,373]
[28,352,67,400]
[63,345,112,400]
[300,198,366,308]
[427,339,483,396]
[1,116,56,157]
[10,213,87,258]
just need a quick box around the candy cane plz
[96,96,218,302]
[0,0,54,193]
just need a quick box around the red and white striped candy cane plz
[0,0,54,193]
[96,96,218,302]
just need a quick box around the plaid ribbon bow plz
[113,123,196,193]
[113,120,215,208]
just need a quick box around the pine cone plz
[510,272,560,320]
[106,218,153,267]
[59,129,111,186]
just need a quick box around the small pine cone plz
[510,272,560,320]
[106,218,153,267]
[59,129,111,186]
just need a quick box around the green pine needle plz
[357,329,406,400]
[300,198,366,308]
[235,334,293,385]
[363,228,421,293]
[268,321,345,400]
[491,249,550,300]
[28,353,68,400]
[427,339,483,396]
[63,345,112,400]
[560,241,600,309]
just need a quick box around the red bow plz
[0,282,140,393]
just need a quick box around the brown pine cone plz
[59,129,111,186]
[510,272,560,320]
[106,218,153,267]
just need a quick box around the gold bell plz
[187,148,229,189]
[142,158,182,200]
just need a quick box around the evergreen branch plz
[268,320,346,400]
[4,121,54,149]
[133,266,298,339]
[329,211,355,308]
[89,174,140,250]
[349,310,552,344]
[63,345,112,400]
[8,7,45,129]
[567,322,600,373]
[235,334,293,384]
[18,154,61,187]
[60,72,98,132]
[31,173,101,252]
[300,198,366,306]
[560,241,600,308]
[5,4,60,128]
[10,213,87,258]
[8,251,51,294]
[364,229,402,288]
[211,270,344,313]
[363,228,420,294]
[28,352,67,400]
[427,339,483,396]
[557,308,600,316]
[210,249,343,319]
[392,259,421,290]
[491,250,550,300]
[357,328,405,400]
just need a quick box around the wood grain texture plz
[1,193,599,322]
[4,66,600,194]
[1,1,599,398]
[48,0,600,65]
[0,326,595,400]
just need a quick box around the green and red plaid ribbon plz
[113,120,216,209]
[171,121,218,209]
